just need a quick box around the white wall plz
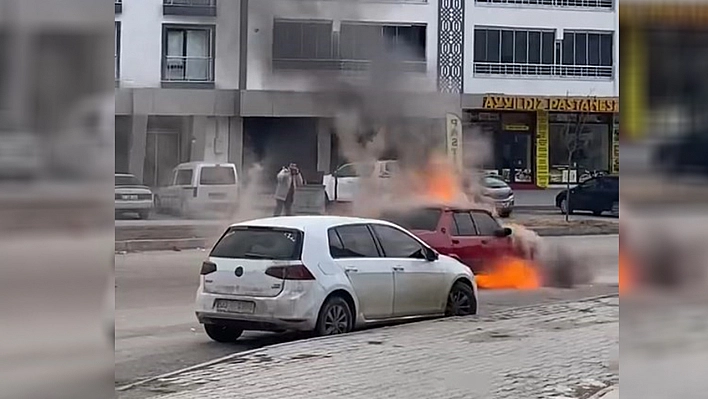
[116,0,240,89]
[246,0,440,92]
[463,3,619,97]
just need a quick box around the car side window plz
[175,169,193,186]
[335,164,358,178]
[581,178,599,190]
[371,224,426,259]
[471,211,500,236]
[331,225,380,258]
[452,212,477,236]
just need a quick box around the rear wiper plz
[243,253,275,260]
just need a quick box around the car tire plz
[559,198,573,215]
[610,201,619,218]
[445,282,477,317]
[203,324,244,343]
[315,296,353,337]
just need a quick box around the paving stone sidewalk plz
[120,296,619,399]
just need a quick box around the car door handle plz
[344,267,358,273]
[392,266,405,272]
[451,239,460,244]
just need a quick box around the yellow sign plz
[483,96,619,113]
[446,113,463,173]
[611,115,620,174]
[536,111,549,188]
[503,124,530,131]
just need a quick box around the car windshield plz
[200,166,236,185]
[210,227,303,260]
[115,175,143,186]
[482,176,508,188]
[379,208,441,231]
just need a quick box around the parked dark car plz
[555,175,619,217]
[379,206,522,273]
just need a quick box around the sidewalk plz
[118,295,618,399]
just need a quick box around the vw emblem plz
[234,266,244,277]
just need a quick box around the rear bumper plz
[115,200,153,211]
[195,283,324,332]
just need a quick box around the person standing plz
[273,163,304,216]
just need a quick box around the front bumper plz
[195,282,323,332]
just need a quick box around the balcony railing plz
[476,0,613,8]
[115,0,122,14]
[163,56,214,85]
[163,0,216,16]
[473,62,614,79]
[272,58,427,73]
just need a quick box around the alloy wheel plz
[447,289,474,316]
[323,304,349,335]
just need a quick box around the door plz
[599,177,619,211]
[497,132,533,184]
[161,169,179,210]
[168,168,194,212]
[144,131,180,188]
[449,211,489,271]
[195,164,239,210]
[329,225,394,320]
[370,224,446,316]
[471,211,511,260]
[572,178,600,211]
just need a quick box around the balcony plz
[163,0,216,17]
[272,59,427,73]
[115,0,122,14]
[473,63,614,79]
[476,0,613,9]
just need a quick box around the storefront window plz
[549,113,610,184]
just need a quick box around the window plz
[340,23,426,62]
[371,225,425,259]
[115,22,121,81]
[379,208,441,232]
[175,169,193,186]
[162,25,215,84]
[334,163,359,178]
[452,212,477,236]
[473,27,614,78]
[580,178,599,190]
[115,0,122,14]
[331,225,380,258]
[471,212,500,236]
[115,175,142,186]
[163,0,217,17]
[475,0,614,9]
[211,227,303,260]
[199,166,236,185]
[273,20,334,61]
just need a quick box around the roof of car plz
[230,215,395,231]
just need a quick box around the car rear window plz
[210,227,303,260]
[483,176,508,188]
[379,208,441,231]
[200,166,236,185]
[115,175,142,186]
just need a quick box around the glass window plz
[452,212,477,236]
[600,33,613,66]
[379,208,441,231]
[528,31,541,64]
[115,175,142,186]
[501,30,514,63]
[562,32,575,65]
[328,229,348,258]
[371,225,426,259]
[575,33,587,65]
[541,32,554,64]
[211,227,303,260]
[588,34,600,66]
[471,212,500,236]
[335,163,359,178]
[487,29,500,63]
[175,169,193,186]
[514,31,528,64]
[333,225,380,258]
[163,26,213,81]
[199,166,236,185]
[581,178,600,190]
[474,29,487,62]
[482,176,509,189]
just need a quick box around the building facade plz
[115,0,619,190]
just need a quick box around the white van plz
[155,162,239,218]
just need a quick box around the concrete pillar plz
[228,117,244,174]
[317,118,332,173]
[128,115,148,181]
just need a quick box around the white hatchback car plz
[195,215,477,342]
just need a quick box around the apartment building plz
[461,0,620,187]
[115,0,459,188]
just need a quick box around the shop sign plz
[483,96,619,113]
[446,113,464,173]
[611,115,620,174]
[503,124,530,131]
[536,111,550,188]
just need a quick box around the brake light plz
[265,264,316,280]
[200,261,217,275]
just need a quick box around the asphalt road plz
[115,234,618,389]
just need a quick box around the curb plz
[586,384,618,399]
[115,292,619,392]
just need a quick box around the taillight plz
[200,261,217,275]
[265,264,315,280]
[192,187,198,197]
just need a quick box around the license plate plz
[123,194,138,200]
[214,299,255,314]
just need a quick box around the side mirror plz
[424,247,439,262]
[494,227,513,238]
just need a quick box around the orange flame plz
[418,154,463,203]
[619,251,633,294]
[476,256,541,290]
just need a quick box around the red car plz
[379,206,519,273]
